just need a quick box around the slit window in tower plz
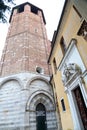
[61,98,66,112]
[60,37,67,54]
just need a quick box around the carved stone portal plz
[62,63,82,84]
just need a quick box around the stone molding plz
[0,76,24,89]
[26,90,55,111]
[26,75,50,87]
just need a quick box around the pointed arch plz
[26,90,55,111]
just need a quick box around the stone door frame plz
[66,75,87,130]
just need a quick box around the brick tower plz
[0,2,50,76]
[0,2,59,130]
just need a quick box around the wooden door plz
[74,87,87,130]
[36,103,47,130]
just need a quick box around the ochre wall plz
[53,72,74,130]
[50,3,87,130]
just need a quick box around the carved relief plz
[62,63,82,84]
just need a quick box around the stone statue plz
[62,63,82,84]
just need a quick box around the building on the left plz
[0,2,60,130]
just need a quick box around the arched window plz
[36,103,47,130]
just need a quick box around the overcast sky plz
[0,0,65,58]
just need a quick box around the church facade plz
[48,0,87,130]
[0,3,59,130]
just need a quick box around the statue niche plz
[62,63,82,85]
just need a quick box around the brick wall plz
[0,4,51,76]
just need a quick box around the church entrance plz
[73,86,87,130]
[36,103,47,130]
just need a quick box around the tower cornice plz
[9,2,46,24]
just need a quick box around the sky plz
[0,0,65,58]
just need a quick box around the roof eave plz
[48,0,68,63]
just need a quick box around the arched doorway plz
[36,103,47,130]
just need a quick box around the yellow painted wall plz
[63,6,81,45]
[76,36,87,68]
[53,72,74,130]
[51,44,63,74]
[50,1,87,130]
[62,6,87,68]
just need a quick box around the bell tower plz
[0,2,59,130]
[0,2,50,76]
